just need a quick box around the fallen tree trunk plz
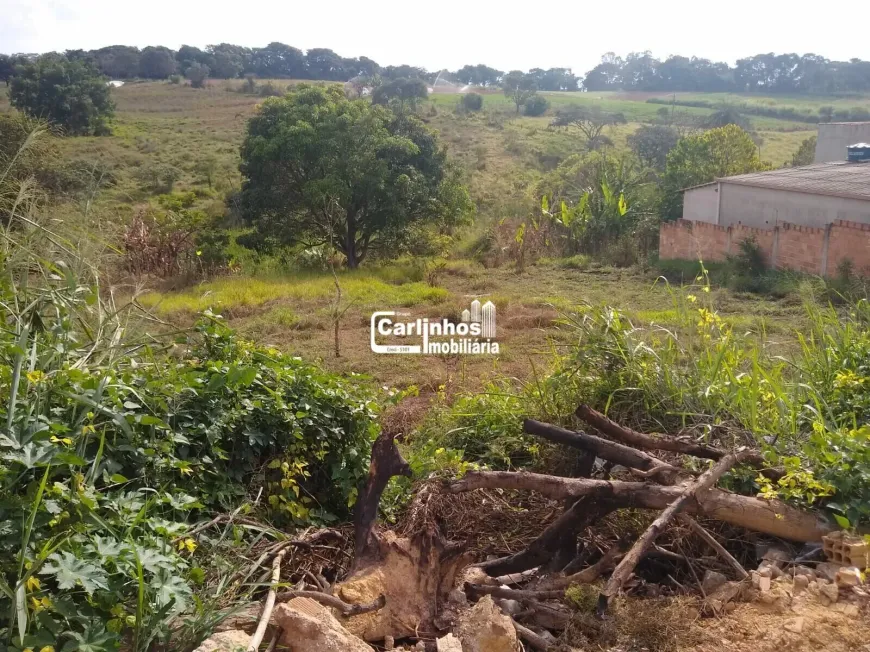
[575,404,725,460]
[447,471,832,542]
[597,452,748,615]
[523,419,678,484]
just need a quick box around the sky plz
[4,0,870,74]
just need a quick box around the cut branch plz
[274,590,386,616]
[465,583,565,601]
[475,496,615,576]
[576,404,725,460]
[680,515,748,580]
[512,619,551,651]
[523,419,679,484]
[596,452,749,616]
[247,549,286,652]
[447,471,832,542]
[537,545,623,590]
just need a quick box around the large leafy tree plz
[660,125,771,219]
[9,54,114,135]
[239,85,472,268]
[139,46,177,78]
[628,124,680,171]
[550,105,627,150]
[371,77,428,112]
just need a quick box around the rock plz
[758,561,783,578]
[750,570,761,589]
[758,587,790,614]
[213,603,262,635]
[757,566,773,579]
[815,562,841,582]
[702,570,728,595]
[193,630,250,652]
[495,598,523,616]
[792,565,816,579]
[273,598,373,652]
[761,545,792,567]
[447,589,468,607]
[793,575,810,594]
[842,604,860,617]
[759,575,772,592]
[384,635,394,650]
[436,633,463,652]
[783,617,804,634]
[819,582,839,605]
[836,567,863,588]
[456,595,521,652]
[704,581,744,614]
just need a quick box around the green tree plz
[627,124,680,170]
[523,95,550,116]
[0,54,16,85]
[371,77,428,112]
[461,92,483,111]
[139,46,177,78]
[550,105,627,150]
[9,54,114,136]
[502,70,536,114]
[660,125,771,219]
[789,135,816,167]
[186,62,210,88]
[239,85,472,268]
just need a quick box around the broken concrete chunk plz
[273,598,374,652]
[456,595,521,652]
[193,630,250,652]
[701,570,728,595]
[436,633,464,652]
[819,582,839,605]
[783,617,804,634]
[815,561,841,582]
[836,567,863,588]
[759,575,772,592]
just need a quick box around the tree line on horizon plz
[3,44,870,95]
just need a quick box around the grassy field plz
[0,80,830,392]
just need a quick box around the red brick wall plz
[659,219,870,277]
[826,220,870,277]
[659,220,730,262]
[775,223,826,274]
[730,224,776,266]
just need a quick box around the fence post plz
[770,226,780,270]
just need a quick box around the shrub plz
[186,62,209,88]
[168,74,182,84]
[461,92,483,112]
[523,95,550,117]
[0,180,380,647]
[9,54,115,136]
[134,162,182,193]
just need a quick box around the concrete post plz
[820,224,832,277]
[770,226,780,270]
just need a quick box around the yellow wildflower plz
[178,538,197,554]
[686,294,697,303]
[25,576,40,592]
[26,370,45,384]
[40,647,55,652]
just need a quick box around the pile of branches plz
[441,404,833,645]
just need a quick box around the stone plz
[836,567,863,588]
[495,598,523,616]
[193,630,250,652]
[759,575,772,592]
[758,561,783,578]
[213,603,262,635]
[456,595,521,652]
[702,570,728,595]
[273,599,373,652]
[436,633,463,652]
[792,565,816,579]
[757,587,790,614]
[842,604,860,617]
[704,581,744,614]
[757,566,773,579]
[384,635,394,650]
[783,617,804,634]
[793,575,810,594]
[819,582,839,604]
[750,570,761,589]
[815,562,841,582]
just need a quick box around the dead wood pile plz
[205,404,838,651]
